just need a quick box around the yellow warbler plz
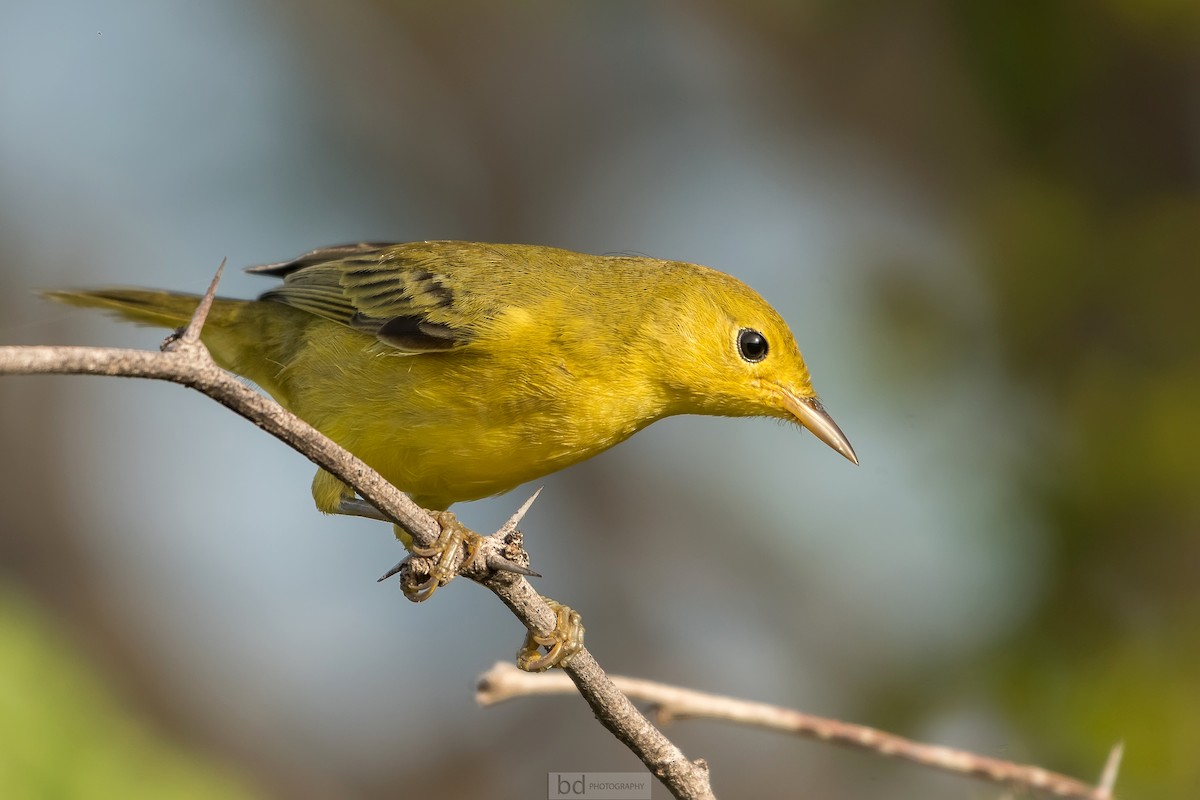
[49,241,857,514]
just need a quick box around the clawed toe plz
[517,599,584,672]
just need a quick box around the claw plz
[408,573,440,603]
[517,599,584,672]
[398,511,481,602]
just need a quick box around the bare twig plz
[1094,742,1123,800]
[1,266,713,800]
[476,662,1120,800]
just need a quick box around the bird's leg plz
[516,599,585,672]
[335,497,390,522]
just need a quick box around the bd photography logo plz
[548,772,652,799]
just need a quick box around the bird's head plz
[653,265,858,465]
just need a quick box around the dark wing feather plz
[246,242,397,278]
[248,242,484,353]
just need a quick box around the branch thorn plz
[177,257,226,347]
[496,486,543,538]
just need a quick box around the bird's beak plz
[780,390,859,465]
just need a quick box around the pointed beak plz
[781,391,859,465]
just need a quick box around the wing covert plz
[249,242,489,353]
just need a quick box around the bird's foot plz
[401,511,481,602]
[517,599,584,672]
[376,492,546,598]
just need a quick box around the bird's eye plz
[737,328,769,363]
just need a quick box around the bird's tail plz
[44,288,227,330]
[44,288,291,399]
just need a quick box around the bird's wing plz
[248,242,494,353]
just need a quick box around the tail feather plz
[44,288,287,394]
[47,287,328,409]
[44,288,209,329]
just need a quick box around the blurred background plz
[1,2,1197,798]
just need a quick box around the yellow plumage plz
[47,241,856,514]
